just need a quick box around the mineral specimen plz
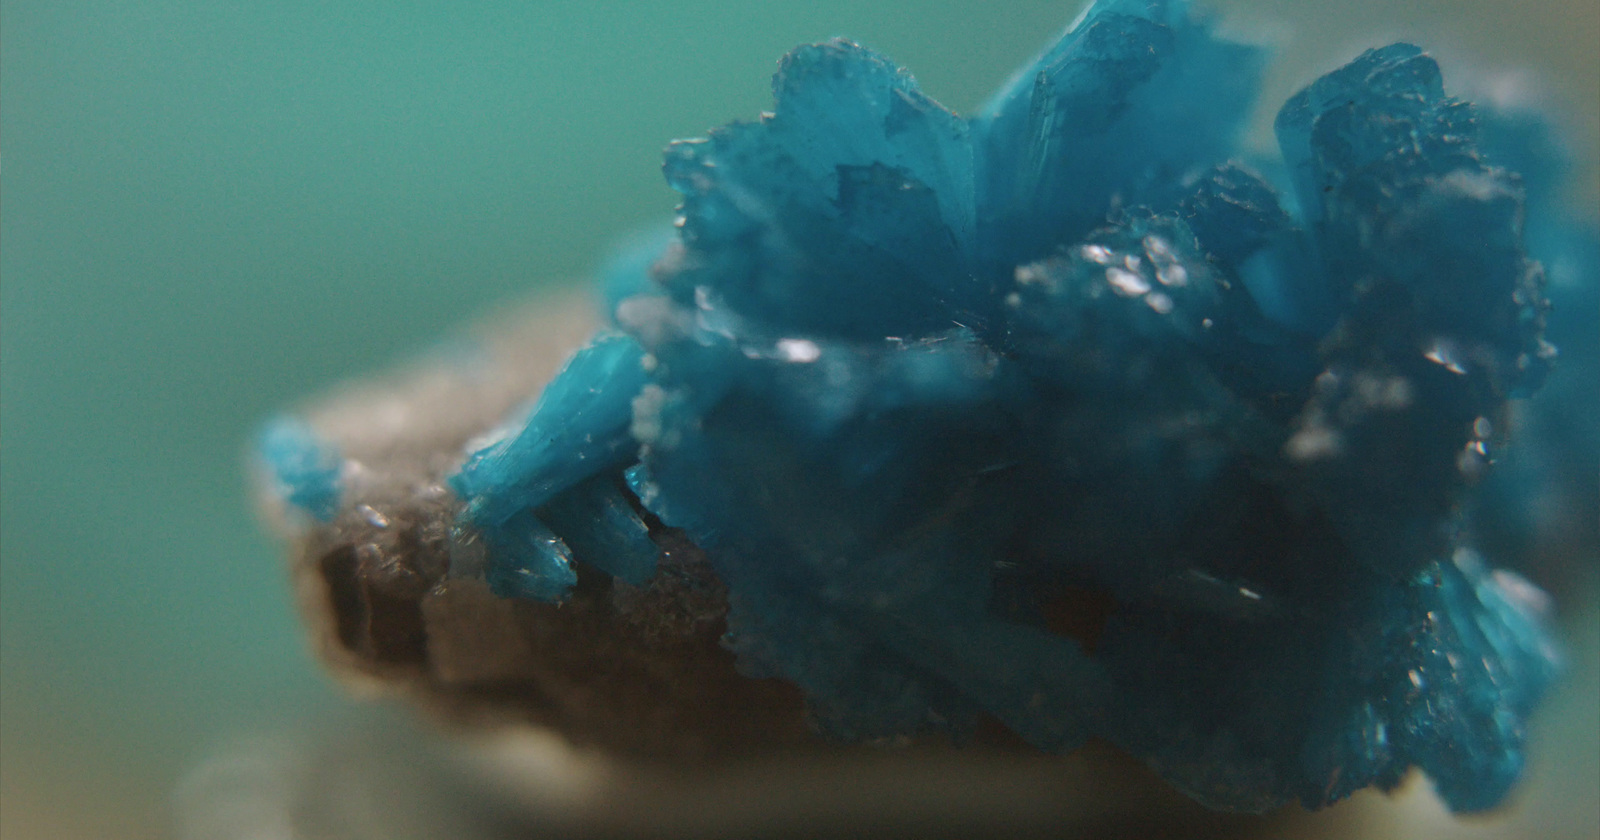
[261,0,1588,817]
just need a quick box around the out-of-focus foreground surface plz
[2,1,1595,837]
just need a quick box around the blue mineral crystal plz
[442,0,1581,814]
[258,417,343,522]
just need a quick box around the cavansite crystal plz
[258,0,1592,816]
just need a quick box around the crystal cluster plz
[259,417,343,523]
[262,0,1587,815]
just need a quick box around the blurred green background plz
[2,1,1596,837]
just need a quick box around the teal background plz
[2,1,1596,836]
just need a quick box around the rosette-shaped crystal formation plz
[269,0,1582,816]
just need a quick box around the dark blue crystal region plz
[440,0,1583,815]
